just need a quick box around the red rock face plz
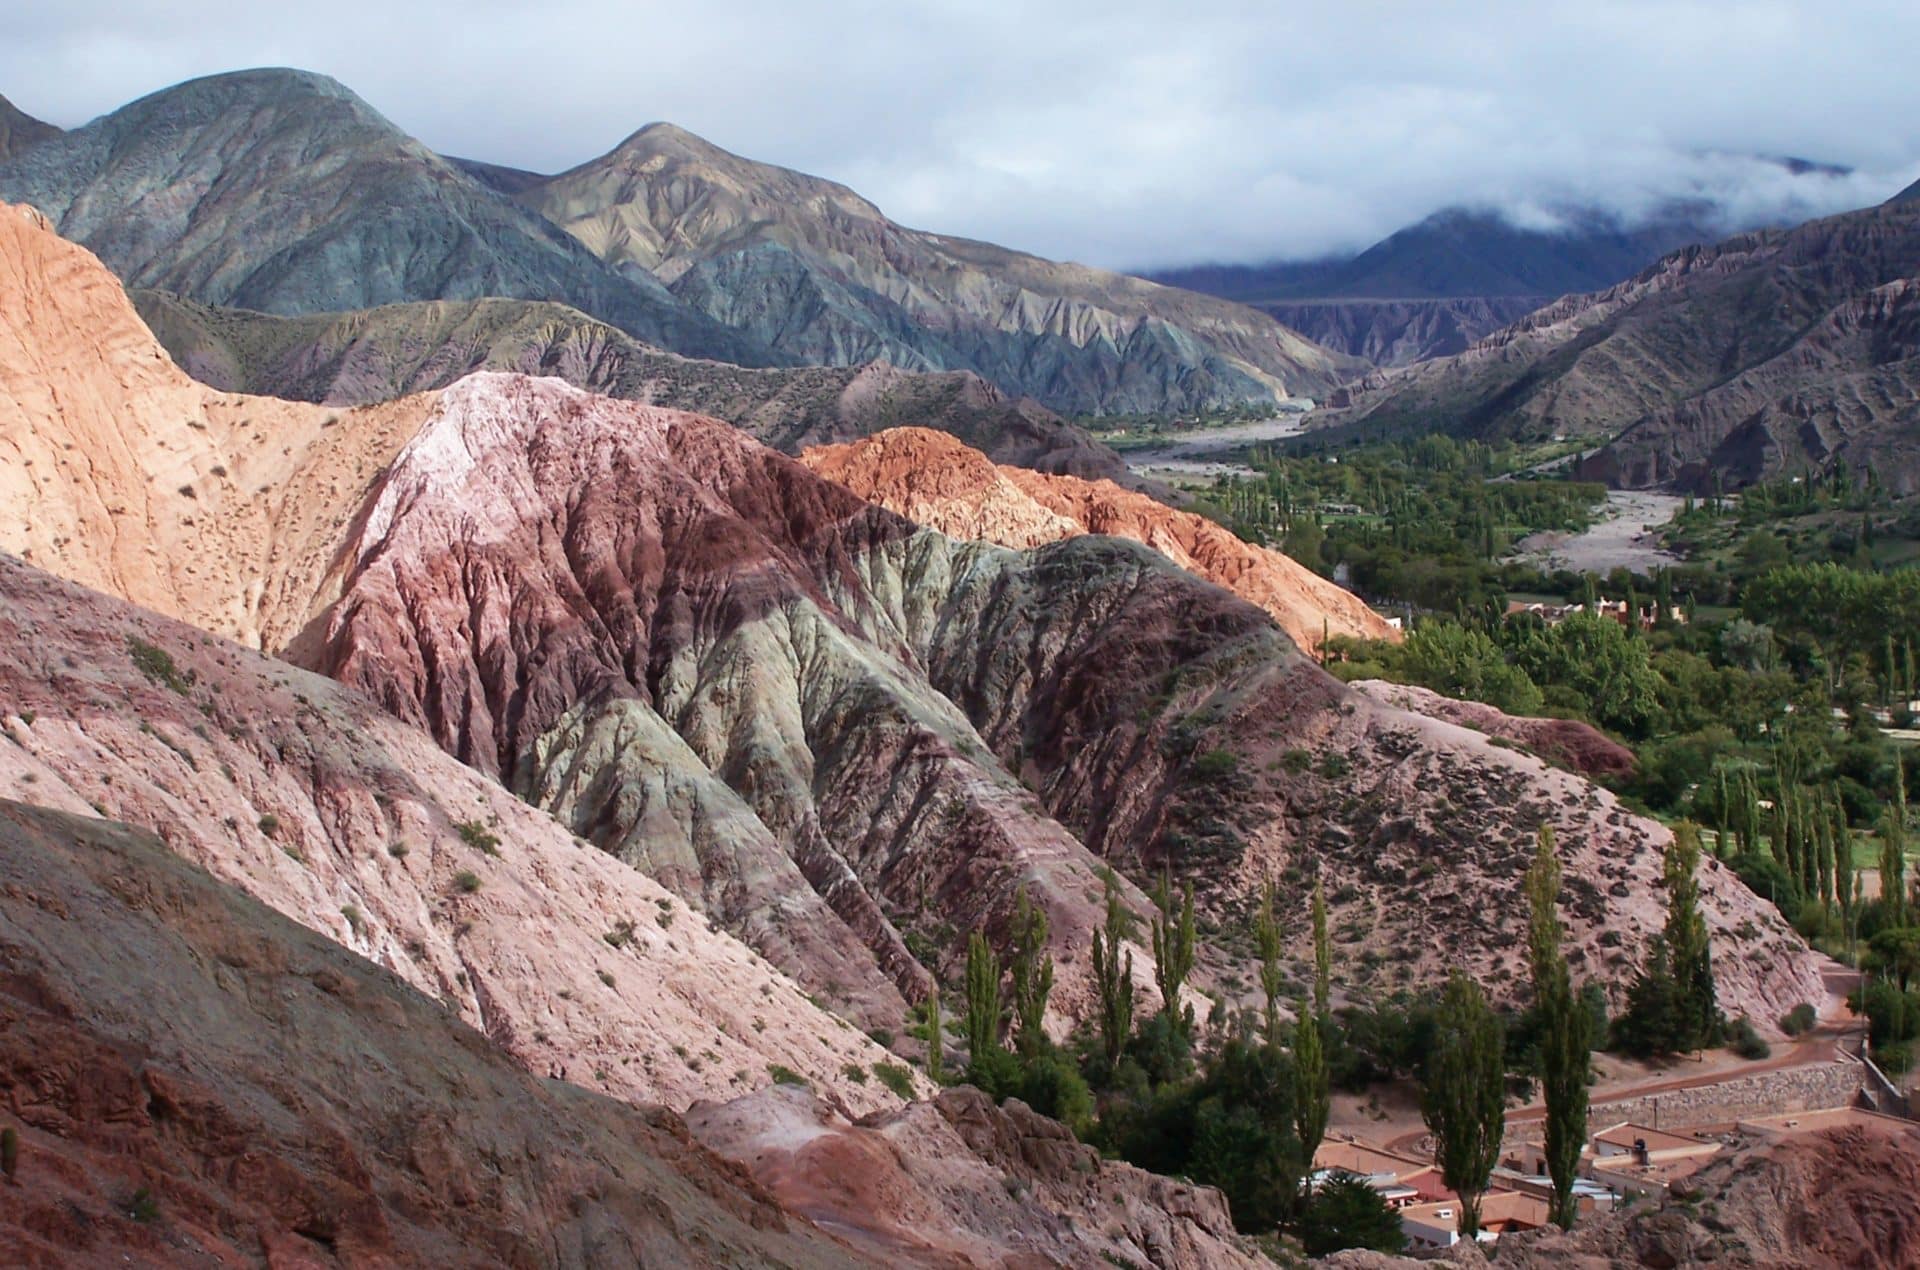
[0,799,874,1269]
[687,1085,1261,1269]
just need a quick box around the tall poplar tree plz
[1525,825,1590,1229]
[1665,823,1720,1049]
[1254,878,1286,1047]
[964,931,1002,1063]
[1009,885,1054,1056]
[1091,873,1135,1067]
[1311,878,1331,1018]
[1293,999,1329,1173]
[1421,972,1506,1240]
[1150,871,1196,1035]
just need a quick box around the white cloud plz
[3,0,1917,268]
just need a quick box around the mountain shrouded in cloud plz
[2,1,1916,269]
[0,68,1357,414]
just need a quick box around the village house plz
[1398,1189,1552,1248]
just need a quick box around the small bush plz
[127,1186,159,1222]
[127,637,195,694]
[1780,1003,1817,1037]
[341,904,365,936]
[597,969,616,988]
[604,920,636,948]
[1189,749,1239,781]
[455,820,501,856]
[452,870,483,894]
[1728,1015,1770,1061]
[387,840,409,859]
[874,1062,916,1099]
[767,1064,808,1087]
[843,1063,869,1084]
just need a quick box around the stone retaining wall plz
[1504,1058,1865,1144]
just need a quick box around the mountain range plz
[2,198,1821,1045]
[1150,190,1843,366]
[127,288,1144,484]
[1324,190,1920,493]
[0,69,1356,415]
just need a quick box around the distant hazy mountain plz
[1149,202,1737,364]
[0,93,59,161]
[1894,176,1920,204]
[0,70,777,366]
[514,121,1360,413]
[1327,198,1920,494]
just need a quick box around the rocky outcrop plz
[128,288,1145,484]
[1351,680,1637,778]
[0,798,879,1267]
[0,93,59,161]
[520,120,1361,413]
[800,426,1399,652]
[1331,200,1920,493]
[0,70,773,366]
[688,1085,1261,1268]
[0,555,908,1115]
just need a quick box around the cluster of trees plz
[916,819,1712,1250]
[1198,436,1604,613]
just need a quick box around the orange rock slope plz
[801,426,1399,652]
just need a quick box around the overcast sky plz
[4,0,1918,269]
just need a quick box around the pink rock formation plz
[0,556,910,1116]
[800,425,1400,652]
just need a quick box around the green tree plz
[964,931,1002,1064]
[1664,823,1721,1049]
[1884,765,1909,928]
[1255,878,1286,1048]
[1297,1171,1407,1257]
[1525,825,1590,1230]
[1091,873,1136,1067]
[1868,928,1920,992]
[1312,879,1331,1019]
[1293,999,1330,1172]
[925,984,945,1084]
[1420,972,1506,1241]
[1009,885,1054,1057]
[1150,871,1197,1036]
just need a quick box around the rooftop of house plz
[1314,1137,1430,1180]
[1593,1121,1719,1155]
[1400,1188,1551,1237]
[1733,1107,1913,1140]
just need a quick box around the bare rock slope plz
[519,120,1362,413]
[1330,199,1920,493]
[0,798,877,1268]
[0,554,905,1116]
[0,69,773,366]
[128,288,1143,484]
[800,425,1399,652]
[689,1085,1261,1269]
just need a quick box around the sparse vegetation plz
[127,637,195,695]
[455,820,501,855]
[767,1064,808,1087]
[874,1061,916,1099]
[452,870,483,894]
